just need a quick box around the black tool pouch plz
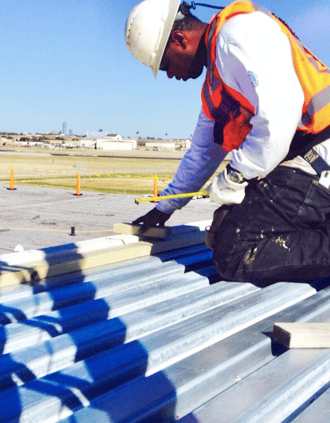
[205,204,233,250]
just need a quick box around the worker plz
[125,0,330,284]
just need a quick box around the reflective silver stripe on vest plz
[307,85,330,115]
[204,18,220,116]
[202,81,216,116]
[206,19,217,85]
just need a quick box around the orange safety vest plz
[202,0,330,152]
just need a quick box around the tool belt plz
[205,205,233,250]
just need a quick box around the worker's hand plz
[208,166,248,206]
[132,208,172,233]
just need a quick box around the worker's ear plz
[170,30,188,49]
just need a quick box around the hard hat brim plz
[152,0,182,77]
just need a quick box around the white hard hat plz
[125,0,182,77]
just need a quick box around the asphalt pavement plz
[0,184,218,254]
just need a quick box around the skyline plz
[1,0,330,139]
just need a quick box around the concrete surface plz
[0,184,219,254]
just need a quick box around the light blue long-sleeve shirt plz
[156,110,227,214]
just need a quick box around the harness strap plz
[285,124,330,159]
[282,125,330,175]
[303,149,330,175]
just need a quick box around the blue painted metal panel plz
[0,234,329,422]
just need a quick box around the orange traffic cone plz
[74,172,83,196]
[152,175,159,202]
[8,169,16,190]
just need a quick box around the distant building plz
[145,142,176,151]
[62,122,67,135]
[79,137,97,149]
[101,140,136,151]
[184,139,192,149]
[106,134,123,141]
[79,134,136,151]
[86,131,109,139]
[69,129,73,136]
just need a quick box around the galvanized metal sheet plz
[0,231,329,423]
[291,385,330,423]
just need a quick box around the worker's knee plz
[212,224,244,281]
[209,200,266,282]
[212,215,259,282]
[213,243,258,282]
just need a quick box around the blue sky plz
[1,0,330,138]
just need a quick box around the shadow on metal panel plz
[0,247,179,423]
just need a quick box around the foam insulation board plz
[0,230,206,291]
[273,322,330,348]
[113,223,200,239]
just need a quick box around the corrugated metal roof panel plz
[0,223,329,422]
[290,386,330,423]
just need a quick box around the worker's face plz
[159,31,204,81]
